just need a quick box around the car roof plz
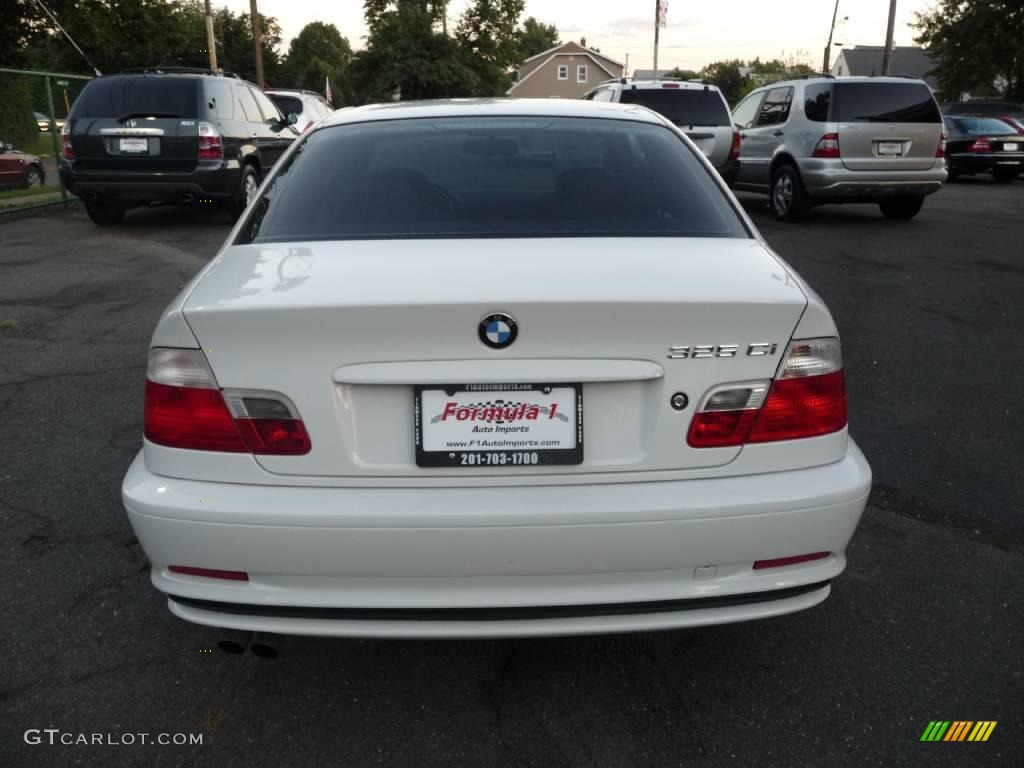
[319,98,666,129]
[266,89,323,99]
[756,75,930,90]
[615,79,723,92]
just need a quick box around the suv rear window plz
[619,88,731,126]
[269,95,304,118]
[71,76,199,119]
[832,82,940,123]
[240,116,747,243]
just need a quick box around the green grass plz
[28,132,60,157]
[0,186,60,201]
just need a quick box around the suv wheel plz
[24,167,43,189]
[878,197,924,220]
[85,203,125,226]
[228,165,259,219]
[770,164,809,221]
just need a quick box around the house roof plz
[520,41,625,71]
[834,46,938,88]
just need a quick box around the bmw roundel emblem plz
[479,313,518,349]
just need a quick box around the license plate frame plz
[414,383,583,468]
[118,137,149,154]
[877,141,903,157]
[1003,142,1019,152]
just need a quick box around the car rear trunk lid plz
[182,238,809,481]
[833,81,943,171]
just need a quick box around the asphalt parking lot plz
[1,180,1021,767]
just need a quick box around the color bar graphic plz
[921,720,996,742]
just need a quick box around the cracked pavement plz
[0,184,1021,766]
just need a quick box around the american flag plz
[657,0,668,28]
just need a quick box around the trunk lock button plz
[670,392,689,411]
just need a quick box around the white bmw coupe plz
[123,99,871,639]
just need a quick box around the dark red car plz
[0,142,45,188]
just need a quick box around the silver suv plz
[584,78,739,185]
[731,76,947,221]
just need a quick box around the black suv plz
[59,69,298,225]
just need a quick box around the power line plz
[34,0,102,75]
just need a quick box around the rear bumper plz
[797,158,947,198]
[122,441,872,638]
[948,153,1024,174]
[59,162,238,203]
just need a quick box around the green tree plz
[515,16,559,61]
[666,68,699,80]
[915,0,1024,100]
[283,22,352,100]
[700,59,748,105]
[0,78,39,150]
[352,1,477,102]
[455,0,525,94]
[215,9,285,85]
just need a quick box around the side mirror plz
[286,112,298,126]
[266,116,284,133]
[3,143,12,152]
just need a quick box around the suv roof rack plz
[799,73,836,79]
[119,67,241,79]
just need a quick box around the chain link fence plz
[0,68,92,210]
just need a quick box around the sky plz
[222,0,937,72]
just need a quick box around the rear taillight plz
[302,120,314,134]
[144,348,311,455]
[688,338,847,448]
[730,130,741,161]
[168,565,249,581]
[198,121,223,161]
[936,131,946,158]
[969,136,992,153]
[753,552,830,570]
[812,132,840,158]
[61,123,75,160]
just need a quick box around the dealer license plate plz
[877,141,903,156]
[119,137,148,153]
[415,383,583,467]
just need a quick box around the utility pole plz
[881,0,897,75]
[203,0,218,72]
[823,0,840,74]
[249,0,265,88]
[652,0,660,74]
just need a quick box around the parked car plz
[123,99,870,639]
[943,116,1024,182]
[583,78,740,186]
[265,89,333,134]
[731,76,947,221]
[34,111,65,132]
[0,142,45,188]
[59,68,299,226]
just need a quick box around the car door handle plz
[772,130,784,137]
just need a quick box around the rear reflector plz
[61,123,75,160]
[688,338,847,447]
[169,565,249,581]
[144,348,311,455]
[812,132,841,159]
[936,131,946,158]
[753,552,829,570]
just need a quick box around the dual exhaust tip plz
[216,630,280,659]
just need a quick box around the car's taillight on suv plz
[936,131,946,158]
[197,122,223,161]
[730,131,741,161]
[144,348,311,454]
[61,123,75,160]
[812,132,841,159]
[969,136,992,154]
[688,338,847,447]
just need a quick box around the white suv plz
[585,78,740,186]
[731,76,947,221]
[265,89,333,134]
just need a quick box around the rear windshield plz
[239,116,747,243]
[269,94,304,118]
[71,76,199,119]
[949,117,1018,135]
[832,82,941,123]
[619,88,731,127]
